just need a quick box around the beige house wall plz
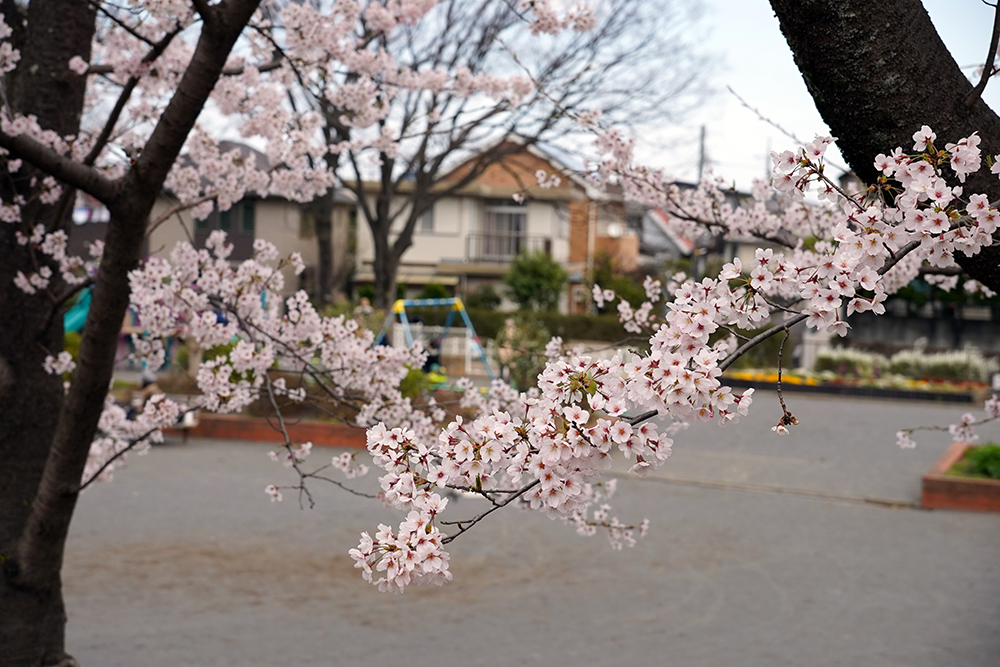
[355,195,570,270]
[147,197,314,297]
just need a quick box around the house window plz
[483,199,526,258]
[241,203,255,233]
[484,199,526,235]
[195,200,256,260]
[417,206,434,233]
[466,198,551,262]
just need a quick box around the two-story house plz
[352,139,638,313]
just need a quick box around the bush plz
[590,252,647,312]
[494,316,551,390]
[464,284,502,310]
[417,282,451,300]
[64,331,82,362]
[960,444,1000,480]
[503,251,567,312]
[719,326,789,370]
[399,366,433,400]
[813,345,999,382]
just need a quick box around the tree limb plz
[966,0,1000,106]
[0,131,115,202]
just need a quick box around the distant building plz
[352,138,638,313]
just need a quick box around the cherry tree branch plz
[720,238,922,372]
[300,472,380,499]
[0,131,116,202]
[440,479,540,544]
[83,25,184,166]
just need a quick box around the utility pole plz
[697,124,706,182]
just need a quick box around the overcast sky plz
[640,0,1000,190]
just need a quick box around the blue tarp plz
[64,287,92,333]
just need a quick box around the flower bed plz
[922,443,1000,512]
[725,369,989,403]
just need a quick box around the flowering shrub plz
[887,347,998,383]
[814,348,888,377]
[814,346,998,383]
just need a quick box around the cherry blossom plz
[5,0,1000,597]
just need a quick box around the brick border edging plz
[165,413,367,449]
[922,442,1000,511]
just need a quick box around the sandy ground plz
[63,393,1000,666]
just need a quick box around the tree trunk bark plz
[370,183,396,309]
[372,230,399,310]
[0,1,96,664]
[1,2,260,664]
[308,189,335,307]
[770,0,1000,290]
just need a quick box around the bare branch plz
[145,192,215,238]
[966,1,1000,106]
[83,25,184,166]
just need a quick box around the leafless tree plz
[289,0,710,307]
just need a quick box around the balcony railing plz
[466,232,552,262]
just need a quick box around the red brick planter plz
[165,413,367,449]
[921,442,1000,512]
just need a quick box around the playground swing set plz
[373,298,496,382]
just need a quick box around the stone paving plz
[63,393,1000,666]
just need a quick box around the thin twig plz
[145,192,215,238]
[774,329,797,430]
[77,409,195,492]
[441,479,540,544]
[727,86,851,174]
[304,473,380,499]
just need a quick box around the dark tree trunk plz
[0,2,261,664]
[372,224,399,310]
[770,0,1000,291]
[308,189,335,307]
[0,1,96,664]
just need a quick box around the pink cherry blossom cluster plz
[522,1,598,36]
[127,231,428,427]
[10,225,101,295]
[897,393,1000,449]
[350,492,452,593]
[0,15,18,73]
[587,123,999,443]
[82,393,186,487]
[351,308,760,591]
